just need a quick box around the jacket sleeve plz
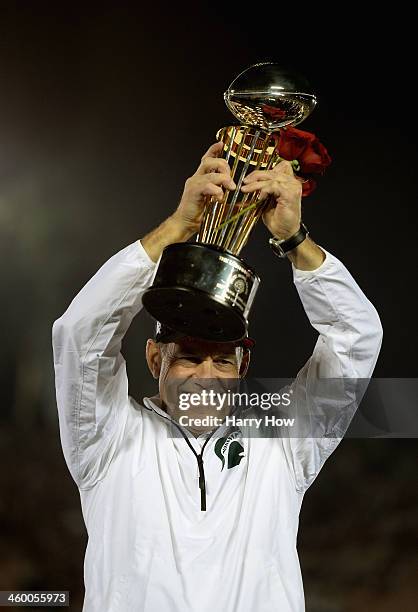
[280,248,383,494]
[52,240,158,489]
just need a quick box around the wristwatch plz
[269,222,309,258]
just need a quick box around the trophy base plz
[142,243,260,342]
[143,286,247,341]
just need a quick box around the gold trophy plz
[142,63,317,342]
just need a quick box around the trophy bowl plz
[142,62,317,342]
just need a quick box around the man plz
[52,142,383,611]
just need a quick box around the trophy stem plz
[207,198,226,243]
[197,125,280,255]
[232,199,268,253]
[216,126,250,245]
[221,130,271,254]
[203,199,219,242]
[205,126,237,244]
[197,200,215,242]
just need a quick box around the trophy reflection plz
[142,63,317,342]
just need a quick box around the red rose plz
[299,138,332,175]
[273,126,332,196]
[275,126,317,160]
[300,177,317,197]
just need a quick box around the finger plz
[243,169,282,183]
[198,172,236,190]
[201,183,225,198]
[241,178,286,193]
[201,141,224,161]
[196,156,232,177]
[244,166,297,183]
[239,181,278,203]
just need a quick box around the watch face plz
[270,241,286,258]
[269,224,308,258]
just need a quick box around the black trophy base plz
[142,242,260,342]
[143,286,246,341]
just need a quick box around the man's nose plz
[194,358,216,379]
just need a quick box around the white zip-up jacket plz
[52,239,383,612]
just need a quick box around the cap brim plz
[155,323,255,350]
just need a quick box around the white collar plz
[142,394,240,443]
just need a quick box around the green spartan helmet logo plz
[215,436,245,470]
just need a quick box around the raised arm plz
[242,159,383,493]
[52,239,157,488]
[52,141,235,489]
[281,244,383,493]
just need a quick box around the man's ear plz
[145,339,162,380]
[239,350,250,378]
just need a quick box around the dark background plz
[0,3,417,611]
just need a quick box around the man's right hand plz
[140,142,236,263]
[172,141,236,234]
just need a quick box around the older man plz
[52,142,382,611]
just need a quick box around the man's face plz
[146,336,247,435]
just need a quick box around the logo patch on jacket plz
[214,432,245,470]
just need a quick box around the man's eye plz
[216,359,234,365]
[177,356,199,364]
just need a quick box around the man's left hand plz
[240,159,303,240]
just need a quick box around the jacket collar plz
[142,393,241,441]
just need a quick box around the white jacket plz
[52,239,382,612]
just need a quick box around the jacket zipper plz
[150,408,216,511]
